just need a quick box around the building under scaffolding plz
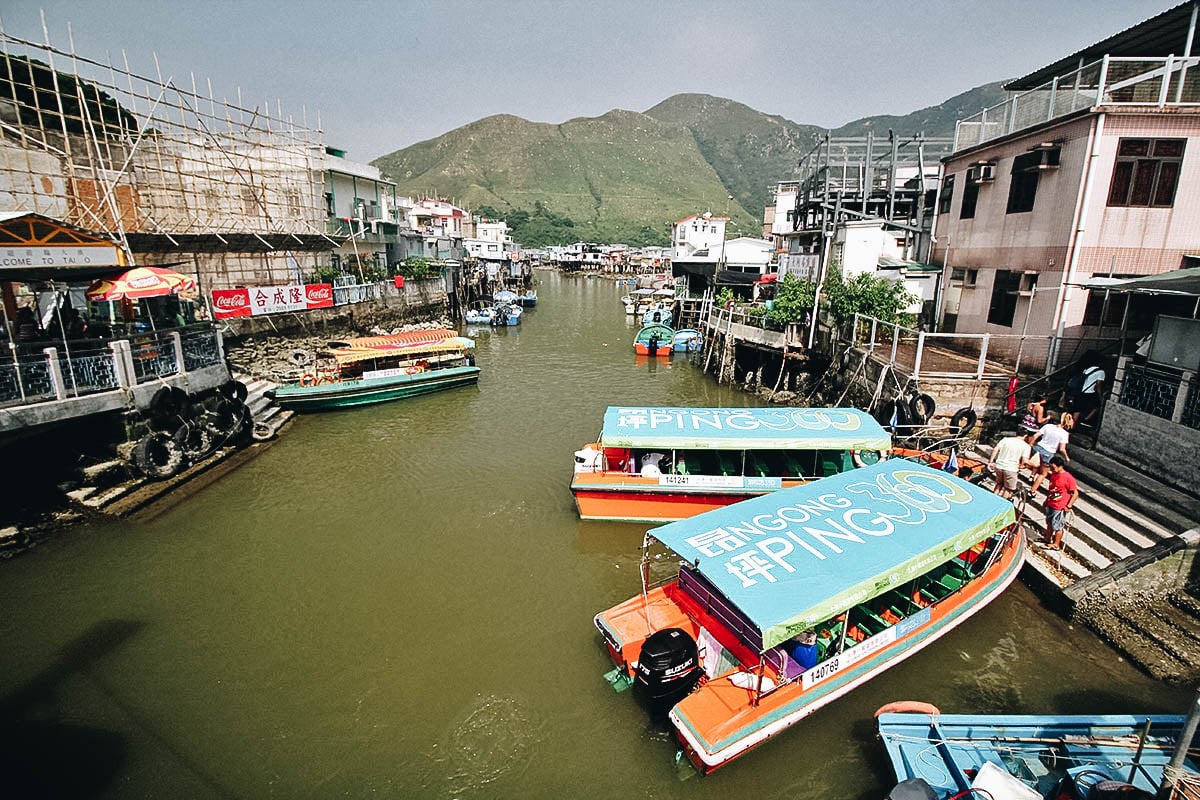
[787,131,955,266]
[0,24,341,296]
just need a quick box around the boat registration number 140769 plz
[800,607,931,690]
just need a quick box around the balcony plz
[0,325,228,436]
[955,55,1200,151]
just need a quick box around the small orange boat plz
[571,407,892,523]
[594,459,1023,773]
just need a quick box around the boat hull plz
[878,711,1195,797]
[595,529,1026,773]
[274,366,480,411]
[571,474,803,523]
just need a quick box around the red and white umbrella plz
[86,267,196,301]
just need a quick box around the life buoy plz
[949,407,978,435]
[908,393,937,425]
[133,432,185,479]
[874,701,941,718]
[299,373,317,387]
[405,366,422,375]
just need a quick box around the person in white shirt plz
[1077,364,1105,425]
[1030,412,1074,496]
[987,432,1039,499]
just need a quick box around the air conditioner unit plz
[966,163,996,183]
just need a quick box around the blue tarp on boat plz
[599,406,890,450]
[648,459,1016,649]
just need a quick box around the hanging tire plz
[219,379,249,403]
[949,407,978,435]
[201,401,244,439]
[876,399,913,428]
[908,393,937,425]
[149,386,183,419]
[133,432,185,480]
[173,421,214,460]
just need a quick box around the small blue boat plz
[517,289,537,307]
[494,290,519,303]
[641,303,673,326]
[464,304,494,324]
[491,302,522,326]
[670,329,702,353]
[877,705,1199,799]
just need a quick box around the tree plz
[823,271,918,326]
[766,274,817,327]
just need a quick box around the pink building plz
[932,2,1200,370]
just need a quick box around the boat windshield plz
[647,459,1016,652]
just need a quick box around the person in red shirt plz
[1043,455,1079,550]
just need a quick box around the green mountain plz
[373,110,759,246]
[832,82,1009,138]
[372,83,1008,247]
[642,94,823,231]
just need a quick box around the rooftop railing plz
[954,55,1200,151]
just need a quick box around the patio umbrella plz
[85,266,196,301]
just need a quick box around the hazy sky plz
[2,1,1172,162]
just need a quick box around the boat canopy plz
[599,407,890,451]
[328,329,458,350]
[634,325,674,342]
[332,335,474,365]
[648,459,1016,651]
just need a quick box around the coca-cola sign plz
[211,288,251,318]
[305,283,333,308]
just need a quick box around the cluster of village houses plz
[0,3,1198,492]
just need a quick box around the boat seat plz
[885,590,921,616]
[937,573,966,593]
[717,452,739,477]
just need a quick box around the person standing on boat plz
[1043,456,1078,550]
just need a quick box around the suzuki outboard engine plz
[633,628,701,717]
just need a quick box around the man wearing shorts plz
[1044,455,1079,550]
[987,432,1038,499]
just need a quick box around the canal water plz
[0,271,1190,799]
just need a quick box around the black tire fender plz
[219,379,249,403]
[950,407,978,435]
[173,422,214,459]
[149,386,183,419]
[133,432,185,479]
[876,399,913,429]
[908,393,937,425]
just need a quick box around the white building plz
[464,218,513,262]
[672,212,728,259]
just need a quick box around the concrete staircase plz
[240,373,293,441]
[66,373,293,519]
[971,439,1200,681]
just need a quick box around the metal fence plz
[849,314,1119,379]
[955,55,1200,151]
[1119,363,1200,430]
[0,325,224,409]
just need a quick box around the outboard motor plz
[633,628,701,717]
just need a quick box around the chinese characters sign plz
[211,283,334,319]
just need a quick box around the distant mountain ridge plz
[372,82,1010,246]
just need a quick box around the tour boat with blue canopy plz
[571,406,891,522]
[593,459,1023,773]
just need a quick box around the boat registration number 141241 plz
[658,475,783,490]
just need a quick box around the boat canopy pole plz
[1163,690,1200,794]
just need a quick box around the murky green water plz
[0,272,1190,799]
